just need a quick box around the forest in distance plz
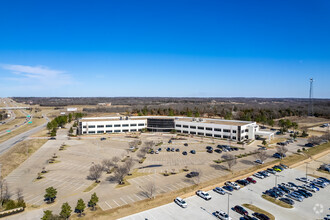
[11,97,330,123]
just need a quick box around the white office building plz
[78,116,273,141]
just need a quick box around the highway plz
[0,115,49,155]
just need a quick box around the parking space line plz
[134,194,142,200]
[120,197,128,205]
[126,195,135,203]
[113,199,120,207]
[105,201,112,209]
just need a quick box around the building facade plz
[78,116,261,141]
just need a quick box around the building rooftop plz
[79,116,254,126]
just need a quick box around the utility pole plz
[308,78,314,116]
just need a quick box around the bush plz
[297,149,301,153]
[302,147,306,151]
[5,200,16,210]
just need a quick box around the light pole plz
[227,192,232,215]
[305,162,309,179]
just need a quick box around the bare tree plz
[124,157,135,175]
[276,145,288,158]
[192,169,202,185]
[2,181,11,203]
[144,182,157,199]
[88,164,103,183]
[16,188,23,201]
[254,150,269,162]
[308,136,322,145]
[221,154,237,172]
[102,159,113,173]
[113,166,128,184]
[144,141,155,150]
[112,156,121,168]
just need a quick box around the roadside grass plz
[0,139,47,178]
[261,195,293,209]
[84,182,99,192]
[0,116,46,144]
[242,203,275,220]
[316,169,330,175]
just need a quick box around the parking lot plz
[3,126,316,216]
[121,163,330,220]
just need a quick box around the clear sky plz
[0,0,329,98]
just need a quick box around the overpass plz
[0,107,32,110]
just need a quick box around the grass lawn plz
[261,195,293,209]
[84,182,99,192]
[242,203,275,220]
[0,139,47,178]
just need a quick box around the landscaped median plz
[261,194,293,209]
[73,142,330,220]
[242,203,275,220]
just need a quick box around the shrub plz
[297,149,301,153]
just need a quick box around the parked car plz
[190,150,196,154]
[196,190,212,200]
[266,168,276,174]
[258,147,267,150]
[176,148,180,152]
[304,143,314,147]
[214,210,232,220]
[297,189,312,197]
[255,160,264,164]
[215,149,222,153]
[246,177,256,184]
[184,143,188,146]
[312,180,326,188]
[317,177,330,186]
[264,190,278,198]
[158,147,162,151]
[279,197,295,205]
[296,177,312,183]
[166,147,171,152]
[236,179,249,186]
[286,193,303,202]
[225,181,240,190]
[182,151,187,155]
[174,197,187,208]
[100,137,106,141]
[253,173,265,179]
[280,163,288,169]
[278,185,290,193]
[186,172,199,178]
[207,149,214,153]
[155,150,159,154]
[302,184,317,192]
[252,212,270,220]
[259,171,270,177]
[233,205,248,215]
[223,185,234,192]
[213,187,226,195]
[171,148,175,152]
[206,146,213,150]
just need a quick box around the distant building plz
[78,116,274,141]
[67,108,78,112]
[97,103,112,106]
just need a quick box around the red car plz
[246,177,257,184]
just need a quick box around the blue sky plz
[0,0,329,98]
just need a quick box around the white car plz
[155,150,159,154]
[196,190,212,200]
[253,173,265,179]
[302,184,317,192]
[214,210,232,220]
[225,181,240,190]
[174,197,187,208]
[255,159,264,164]
[281,183,298,191]
[296,177,311,183]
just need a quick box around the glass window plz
[183,130,188,133]
[97,125,104,128]
[190,131,196,134]
[89,131,95,134]
[106,130,112,133]
[233,130,237,133]
[114,124,121,127]
[122,129,129,132]
[183,125,188,128]
[88,125,95,128]
[97,130,104,133]
[223,129,230,133]
[214,128,221,132]
[206,127,212,131]
[190,126,196,129]
[176,124,181,127]
[122,124,129,127]
[214,134,221,138]
[114,130,121,132]
[206,133,212,137]
[106,125,112,127]
[198,127,204,130]
[138,123,145,126]
[130,124,137,127]
[130,129,136,132]
[198,132,204,135]
[83,126,86,128]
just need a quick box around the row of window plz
[177,130,238,139]
[83,129,140,134]
[83,123,145,129]
[175,124,239,133]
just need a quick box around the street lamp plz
[305,162,309,179]
[227,192,232,215]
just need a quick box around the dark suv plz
[233,205,248,215]
[186,172,199,178]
